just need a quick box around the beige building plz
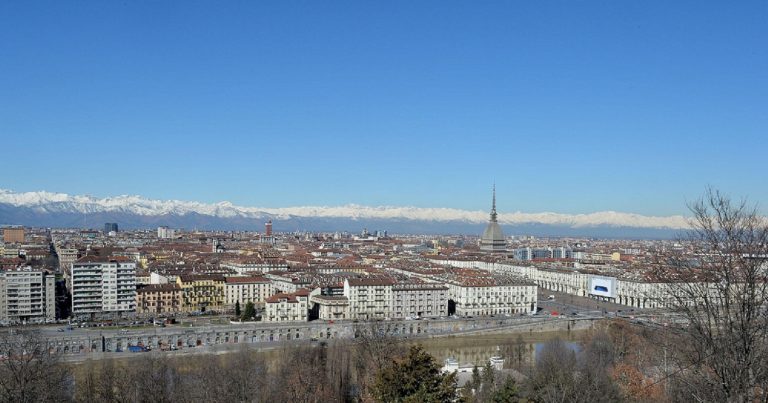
[177,275,226,312]
[343,278,395,320]
[310,295,349,321]
[2,227,24,244]
[136,284,183,315]
[264,289,310,322]
[225,276,274,309]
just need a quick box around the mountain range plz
[0,189,690,239]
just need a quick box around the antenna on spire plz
[490,184,498,222]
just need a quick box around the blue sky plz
[1,1,766,216]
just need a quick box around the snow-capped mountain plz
[0,189,689,238]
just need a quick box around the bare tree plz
[352,322,405,401]
[105,354,181,403]
[526,337,622,403]
[75,359,99,403]
[180,346,267,403]
[526,337,581,402]
[664,188,768,402]
[0,329,71,403]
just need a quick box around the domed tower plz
[480,185,507,253]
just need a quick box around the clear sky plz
[1,1,766,216]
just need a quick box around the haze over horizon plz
[1,2,766,216]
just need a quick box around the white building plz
[157,226,176,239]
[263,289,310,322]
[57,247,80,273]
[264,273,311,293]
[71,257,136,319]
[225,276,275,309]
[392,283,448,319]
[446,278,537,317]
[432,258,680,309]
[149,271,170,285]
[220,260,289,275]
[310,295,350,321]
[0,269,56,324]
[343,278,395,320]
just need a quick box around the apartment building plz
[176,274,225,312]
[392,283,448,319]
[263,289,310,322]
[446,279,537,317]
[343,278,395,320]
[310,295,349,320]
[71,257,136,319]
[0,269,55,324]
[435,258,679,309]
[136,284,183,315]
[157,226,176,239]
[225,276,274,309]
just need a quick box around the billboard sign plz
[588,275,617,298]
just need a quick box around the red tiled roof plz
[266,293,297,303]
[225,276,271,284]
[137,284,181,293]
[178,274,225,283]
[346,277,396,286]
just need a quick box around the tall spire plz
[490,184,498,222]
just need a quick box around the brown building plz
[2,227,24,244]
[136,284,183,315]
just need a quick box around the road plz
[536,288,640,316]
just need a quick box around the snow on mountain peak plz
[0,188,690,229]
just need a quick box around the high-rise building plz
[0,269,56,324]
[265,220,273,236]
[104,222,119,233]
[157,226,176,239]
[480,186,507,253]
[71,257,136,319]
[2,226,24,244]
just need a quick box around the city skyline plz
[0,3,764,400]
[1,2,766,216]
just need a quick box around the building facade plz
[310,295,349,320]
[71,257,137,319]
[392,283,448,319]
[136,284,183,315]
[2,226,24,244]
[157,226,176,239]
[177,275,225,312]
[343,278,395,320]
[225,276,275,309]
[446,280,537,317]
[435,258,679,309]
[264,289,309,322]
[0,269,56,324]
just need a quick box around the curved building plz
[480,186,507,253]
